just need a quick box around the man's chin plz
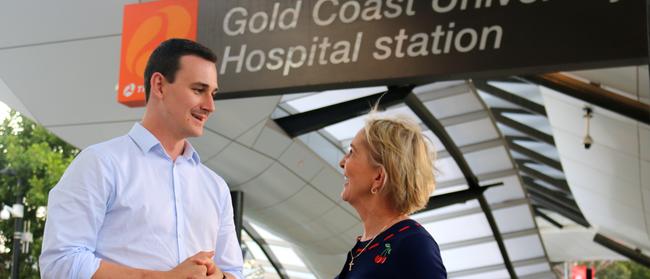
[187,127,204,138]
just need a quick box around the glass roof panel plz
[441,241,504,272]
[435,156,464,184]
[515,262,552,277]
[445,118,500,147]
[492,204,536,233]
[413,81,466,95]
[504,234,546,261]
[464,146,513,175]
[454,269,509,279]
[423,212,492,245]
[283,86,386,113]
[248,222,317,279]
[501,113,553,135]
[424,92,483,119]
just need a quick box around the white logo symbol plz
[123,83,136,97]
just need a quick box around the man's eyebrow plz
[191,82,209,88]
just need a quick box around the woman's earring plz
[371,188,378,194]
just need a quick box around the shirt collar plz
[128,122,201,165]
[182,140,201,165]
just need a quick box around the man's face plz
[160,55,218,139]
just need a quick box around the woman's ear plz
[373,165,388,189]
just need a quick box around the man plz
[40,39,243,279]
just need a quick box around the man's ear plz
[149,72,166,100]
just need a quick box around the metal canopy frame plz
[474,80,547,116]
[211,68,649,277]
[242,221,290,279]
[491,109,555,145]
[477,79,591,230]
[405,91,518,278]
[273,87,521,278]
[247,68,650,276]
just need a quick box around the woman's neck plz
[356,202,406,241]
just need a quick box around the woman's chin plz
[340,188,350,202]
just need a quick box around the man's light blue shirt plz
[40,123,243,278]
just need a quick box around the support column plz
[230,191,244,243]
[11,178,23,279]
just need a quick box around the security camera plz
[583,106,593,149]
[583,135,593,149]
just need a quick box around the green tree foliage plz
[0,111,78,278]
[593,260,650,279]
[597,261,631,279]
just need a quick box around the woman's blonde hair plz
[363,111,436,214]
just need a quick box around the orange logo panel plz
[118,0,198,107]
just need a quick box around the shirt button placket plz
[172,161,184,263]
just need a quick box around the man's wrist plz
[142,270,167,279]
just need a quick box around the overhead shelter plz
[0,0,648,278]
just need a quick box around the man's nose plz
[203,94,215,113]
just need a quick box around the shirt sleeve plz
[394,233,447,279]
[214,181,244,279]
[39,148,114,279]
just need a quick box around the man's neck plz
[140,118,185,161]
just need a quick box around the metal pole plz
[594,233,650,267]
[647,0,650,86]
[231,191,244,244]
[11,177,23,279]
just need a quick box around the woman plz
[335,112,446,279]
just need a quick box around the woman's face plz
[339,130,380,204]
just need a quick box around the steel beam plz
[516,161,569,192]
[530,196,590,228]
[594,233,650,268]
[417,198,529,224]
[533,207,564,229]
[507,139,562,171]
[505,135,538,142]
[439,228,537,251]
[522,176,573,202]
[520,73,650,125]
[492,110,555,145]
[474,80,547,116]
[424,182,503,211]
[274,85,412,138]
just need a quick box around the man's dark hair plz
[144,38,217,102]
